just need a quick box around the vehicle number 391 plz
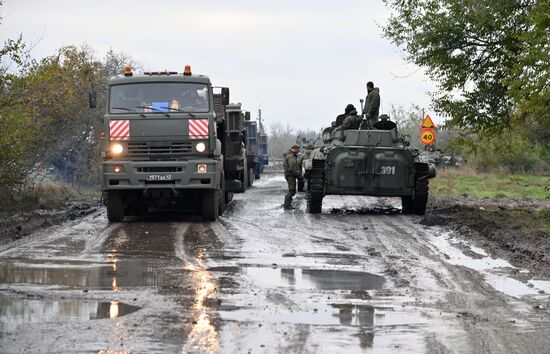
[380,166,396,175]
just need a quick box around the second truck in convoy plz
[91,66,264,222]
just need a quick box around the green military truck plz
[91,66,232,222]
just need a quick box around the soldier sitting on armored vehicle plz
[331,104,361,139]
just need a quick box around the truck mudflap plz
[225,179,242,192]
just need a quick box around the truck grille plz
[127,142,193,159]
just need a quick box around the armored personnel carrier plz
[303,115,436,215]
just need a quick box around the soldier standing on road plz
[283,144,301,209]
[363,81,380,128]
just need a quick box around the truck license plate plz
[147,174,173,181]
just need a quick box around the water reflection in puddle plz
[209,266,385,291]
[218,303,425,328]
[0,258,167,290]
[0,298,140,332]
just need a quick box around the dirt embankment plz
[0,199,101,245]
[423,197,550,277]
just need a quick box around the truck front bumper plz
[102,159,220,191]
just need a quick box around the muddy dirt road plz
[1,174,549,353]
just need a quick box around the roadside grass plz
[431,166,550,199]
[1,183,100,212]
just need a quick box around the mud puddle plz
[0,257,171,290]
[0,297,140,332]
[429,231,550,298]
[218,303,427,328]
[209,266,385,291]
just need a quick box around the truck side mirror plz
[89,90,97,109]
[221,87,230,105]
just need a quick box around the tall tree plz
[383,0,549,137]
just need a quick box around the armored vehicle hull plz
[304,120,436,214]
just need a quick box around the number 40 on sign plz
[420,129,436,145]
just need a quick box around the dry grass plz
[1,183,76,212]
[431,166,550,199]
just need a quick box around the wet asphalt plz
[0,173,549,353]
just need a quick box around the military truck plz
[91,65,237,222]
[214,100,249,193]
[244,117,260,184]
[303,115,436,215]
[257,109,269,176]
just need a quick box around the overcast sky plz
[1,0,438,131]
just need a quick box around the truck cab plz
[98,66,229,221]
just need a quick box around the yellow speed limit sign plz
[420,129,436,145]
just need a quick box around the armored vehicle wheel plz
[402,179,429,215]
[202,190,219,221]
[106,191,124,222]
[306,160,325,214]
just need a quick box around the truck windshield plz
[109,82,210,114]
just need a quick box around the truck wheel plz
[240,170,248,193]
[106,191,124,222]
[218,174,225,216]
[225,191,233,204]
[247,168,254,187]
[202,190,219,221]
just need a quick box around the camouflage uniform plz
[300,144,315,191]
[332,109,361,138]
[363,87,380,128]
[283,147,301,209]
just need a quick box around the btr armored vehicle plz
[303,115,436,214]
[92,66,239,222]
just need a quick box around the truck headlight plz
[111,143,124,155]
[195,142,206,152]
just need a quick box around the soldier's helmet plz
[291,144,300,150]
[306,144,315,150]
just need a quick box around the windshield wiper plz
[161,107,196,117]
[111,107,146,117]
[135,106,171,117]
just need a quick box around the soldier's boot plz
[283,195,294,209]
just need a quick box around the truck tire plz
[202,190,219,221]
[218,174,225,216]
[402,179,429,215]
[306,160,324,214]
[106,191,124,222]
[247,168,254,187]
[240,169,248,193]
